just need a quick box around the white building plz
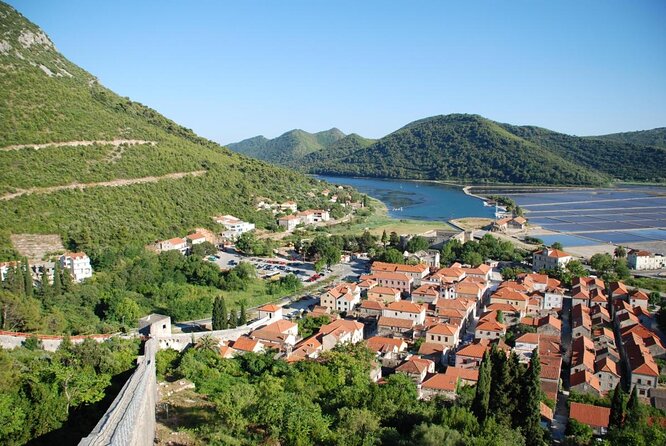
[381,301,426,325]
[278,214,300,232]
[186,233,207,245]
[59,252,93,282]
[627,250,666,271]
[215,215,255,240]
[280,201,298,213]
[158,237,188,254]
[532,248,573,272]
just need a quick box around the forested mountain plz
[300,133,376,164]
[228,127,346,164]
[589,127,666,149]
[304,115,666,185]
[0,2,334,259]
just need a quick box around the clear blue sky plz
[7,0,666,143]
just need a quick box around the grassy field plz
[328,199,454,236]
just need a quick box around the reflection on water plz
[316,175,495,221]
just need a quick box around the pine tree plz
[472,351,491,423]
[228,308,237,328]
[507,350,524,427]
[212,296,228,330]
[625,386,641,428]
[22,259,33,297]
[381,230,388,249]
[238,300,247,326]
[60,267,73,293]
[609,383,626,430]
[521,348,545,446]
[53,263,62,296]
[40,267,51,299]
[489,344,511,425]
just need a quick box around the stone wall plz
[0,330,112,352]
[156,316,270,351]
[78,338,157,446]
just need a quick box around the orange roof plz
[386,301,423,314]
[543,248,571,258]
[569,402,610,429]
[476,320,505,332]
[539,315,562,331]
[418,342,446,356]
[428,324,459,336]
[186,232,206,240]
[360,300,385,310]
[232,336,261,352]
[366,336,406,353]
[492,289,529,302]
[372,261,429,274]
[258,304,281,312]
[456,341,489,359]
[370,271,412,282]
[164,237,186,245]
[319,318,363,336]
[487,303,519,312]
[422,373,458,391]
[594,357,619,376]
[540,402,554,421]
[444,366,479,382]
[413,284,439,297]
[396,356,433,375]
[436,298,475,311]
[570,370,601,392]
[378,316,414,329]
[630,289,649,301]
[262,319,297,334]
[368,286,400,296]
[64,251,88,259]
[328,282,358,299]
[516,333,540,345]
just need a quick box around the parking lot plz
[207,247,331,284]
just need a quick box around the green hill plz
[228,127,346,165]
[306,114,666,185]
[588,127,666,149]
[0,2,335,259]
[301,133,376,165]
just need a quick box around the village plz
[135,201,666,443]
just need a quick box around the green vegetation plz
[0,2,341,258]
[302,114,665,185]
[441,234,527,266]
[228,128,347,165]
[589,127,666,149]
[297,315,330,338]
[0,337,139,445]
[155,343,546,445]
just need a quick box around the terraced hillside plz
[0,2,332,259]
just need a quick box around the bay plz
[316,175,495,221]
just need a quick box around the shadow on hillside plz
[26,368,135,446]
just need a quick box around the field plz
[505,187,666,253]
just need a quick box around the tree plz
[648,291,661,306]
[238,299,247,326]
[23,335,42,350]
[381,230,388,249]
[613,259,630,280]
[212,296,228,330]
[406,236,429,253]
[565,419,593,446]
[462,251,483,267]
[22,259,33,298]
[489,344,511,425]
[195,334,218,352]
[496,310,504,324]
[228,309,238,328]
[520,348,545,446]
[381,248,404,264]
[624,386,641,428]
[53,263,63,296]
[590,253,613,275]
[472,351,491,423]
[389,231,400,248]
[551,242,563,251]
[614,246,626,258]
[609,383,626,430]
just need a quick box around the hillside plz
[228,128,346,165]
[589,127,666,149]
[305,114,666,185]
[300,133,376,164]
[0,3,334,259]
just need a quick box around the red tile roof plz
[444,366,479,382]
[569,402,610,429]
[421,373,458,391]
[378,316,414,329]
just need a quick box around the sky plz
[7,0,666,143]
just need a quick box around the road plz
[173,258,370,332]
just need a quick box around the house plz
[318,319,364,350]
[594,357,620,394]
[609,281,630,301]
[474,319,506,340]
[627,249,666,270]
[321,283,360,312]
[420,373,458,400]
[367,286,401,303]
[377,316,414,337]
[258,304,283,321]
[186,232,207,245]
[537,315,562,337]
[250,319,299,350]
[590,304,611,326]
[361,271,413,294]
[366,336,408,357]
[312,209,330,222]
[570,370,602,396]
[460,263,492,281]
[371,261,429,287]
[219,344,235,358]
[158,237,188,254]
[629,289,649,309]
[278,214,300,232]
[519,273,561,292]
[406,250,441,268]
[426,323,461,349]
[491,216,527,232]
[454,279,486,302]
[455,341,490,369]
[214,215,255,239]
[490,288,529,313]
[59,252,93,282]
[411,284,440,304]
[444,366,479,386]
[532,248,572,272]
[289,335,323,361]
[569,402,611,436]
[620,324,666,358]
[279,201,298,213]
[359,300,385,317]
[592,327,616,350]
[572,304,592,339]
[138,314,171,337]
[571,335,596,374]
[231,336,265,353]
[514,333,541,362]
[382,301,426,325]
[396,356,435,383]
[296,210,315,225]
[624,339,659,397]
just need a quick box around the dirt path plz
[0,139,157,152]
[0,170,206,200]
